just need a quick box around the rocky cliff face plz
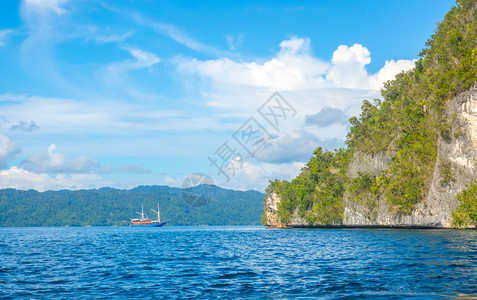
[265,86,477,228]
[265,191,285,228]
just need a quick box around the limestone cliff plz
[265,85,477,228]
[265,87,477,228]
[264,0,477,228]
[265,191,284,228]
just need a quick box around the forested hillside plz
[264,0,477,228]
[0,185,264,226]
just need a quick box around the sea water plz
[0,226,476,299]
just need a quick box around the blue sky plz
[0,0,454,191]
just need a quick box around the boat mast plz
[151,203,161,222]
[157,203,160,222]
[135,205,146,220]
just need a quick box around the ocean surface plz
[0,226,476,299]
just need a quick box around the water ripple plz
[0,227,476,299]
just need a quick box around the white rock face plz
[344,86,477,228]
[265,191,284,227]
[266,86,477,228]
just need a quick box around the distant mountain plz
[0,185,265,226]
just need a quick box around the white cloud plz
[4,21,417,192]
[20,144,99,174]
[331,43,371,65]
[176,38,415,132]
[20,0,79,96]
[178,38,415,95]
[153,23,211,53]
[163,176,182,187]
[279,37,311,54]
[23,0,68,16]
[176,38,414,131]
[175,37,416,190]
[133,14,225,56]
[0,94,221,138]
[219,161,306,191]
[0,134,21,169]
[225,34,244,51]
[92,30,134,44]
[254,130,344,164]
[326,44,372,89]
[326,44,417,90]
[126,47,161,68]
[162,161,305,192]
[0,29,14,46]
[102,46,160,87]
[178,37,329,92]
[370,58,417,88]
[0,166,105,191]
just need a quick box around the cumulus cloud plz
[178,38,415,96]
[176,38,415,127]
[178,37,329,92]
[0,134,21,169]
[10,121,40,132]
[370,59,417,88]
[176,37,415,133]
[21,144,99,174]
[326,44,371,89]
[0,166,105,191]
[326,44,416,90]
[305,107,349,127]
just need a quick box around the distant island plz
[263,0,477,229]
[0,185,264,227]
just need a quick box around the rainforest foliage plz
[0,185,264,226]
[268,148,349,225]
[265,0,477,225]
[453,181,477,227]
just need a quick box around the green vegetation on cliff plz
[453,181,477,227]
[268,148,350,224]
[264,0,477,226]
